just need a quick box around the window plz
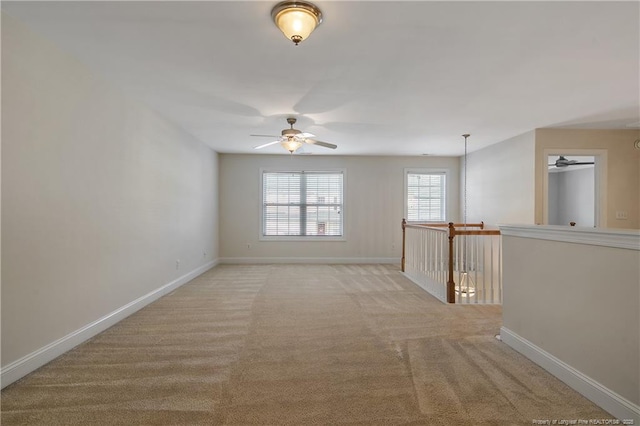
[262,170,344,238]
[405,170,446,222]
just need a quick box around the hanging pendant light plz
[271,1,323,45]
[458,272,476,297]
[457,133,476,298]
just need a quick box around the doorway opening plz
[547,155,595,227]
[542,149,607,227]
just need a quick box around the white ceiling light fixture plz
[280,138,304,153]
[271,1,323,45]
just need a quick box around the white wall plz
[500,225,640,421]
[548,173,560,225]
[463,131,536,228]
[1,14,218,377]
[219,154,459,262]
[554,167,595,227]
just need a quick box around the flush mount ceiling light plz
[271,1,323,45]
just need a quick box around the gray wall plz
[463,131,536,228]
[1,14,219,368]
[548,167,595,227]
[219,154,460,262]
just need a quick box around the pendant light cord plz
[462,134,469,276]
[463,134,469,227]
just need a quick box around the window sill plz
[259,236,346,242]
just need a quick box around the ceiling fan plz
[548,156,594,168]
[251,117,337,153]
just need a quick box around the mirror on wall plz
[547,155,596,227]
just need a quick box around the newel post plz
[447,222,456,303]
[401,219,406,272]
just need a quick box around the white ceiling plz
[2,1,639,156]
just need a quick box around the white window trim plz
[404,168,449,223]
[259,168,347,242]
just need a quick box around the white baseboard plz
[218,257,400,264]
[1,260,219,389]
[500,327,639,423]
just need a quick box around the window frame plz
[404,168,449,223]
[259,168,347,241]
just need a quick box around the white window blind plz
[406,172,446,222]
[262,171,343,237]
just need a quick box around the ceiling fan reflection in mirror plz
[251,117,337,154]
[548,156,595,168]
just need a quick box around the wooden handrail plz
[452,230,501,236]
[402,220,486,272]
[402,219,501,304]
[401,219,406,272]
[447,223,455,303]
[406,222,485,229]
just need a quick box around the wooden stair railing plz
[401,219,501,304]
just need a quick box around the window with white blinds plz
[405,170,446,222]
[262,170,344,238]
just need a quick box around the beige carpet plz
[1,264,609,425]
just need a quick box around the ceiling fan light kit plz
[281,117,305,153]
[281,139,303,153]
[271,1,323,45]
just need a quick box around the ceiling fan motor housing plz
[282,128,301,137]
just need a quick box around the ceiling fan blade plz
[295,145,313,155]
[307,139,337,149]
[553,158,573,167]
[550,159,595,167]
[250,134,279,138]
[299,132,316,138]
[254,140,280,150]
